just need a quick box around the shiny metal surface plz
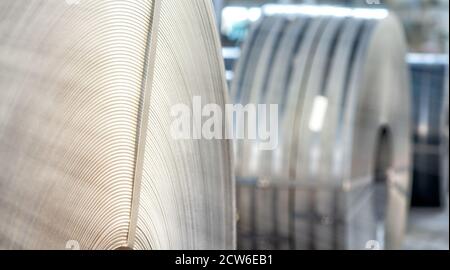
[232,7,412,250]
[0,0,234,250]
[135,0,234,250]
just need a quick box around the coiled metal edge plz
[0,0,234,250]
[232,8,411,250]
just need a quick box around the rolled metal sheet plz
[0,0,234,250]
[232,17,276,175]
[241,17,287,176]
[408,54,449,207]
[232,5,412,250]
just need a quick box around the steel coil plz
[0,0,234,250]
[232,6,412,250]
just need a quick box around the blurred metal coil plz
[408,54,449,207]
[232,5,412,250]
[0,0,234,250]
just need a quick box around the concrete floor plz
[403,201,449,250]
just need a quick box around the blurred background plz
[212,0,449,250]
[216,0,448,51]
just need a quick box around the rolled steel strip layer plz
[293,16,350,250]
[134,0,234,250]
[238,20,288,246]
[237,16,288,250]
[232,8,411,250]
[408,55,449,207]
[260,17,310,177]
[258,17,311,250]
[233,17,275,172]
[0,0,234,250]
[230,19,263,103]
[239,17,287,177]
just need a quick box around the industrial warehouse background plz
[0,0,448,251]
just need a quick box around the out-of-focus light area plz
[262,4,389,19]
[309,96,328,132]
[220,4,389,41]
[215,0,449,54]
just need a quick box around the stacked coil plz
[408,54,449,207]
[232,5,412,250]
[0,0,234,250]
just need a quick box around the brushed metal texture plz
[0,0,234,250]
